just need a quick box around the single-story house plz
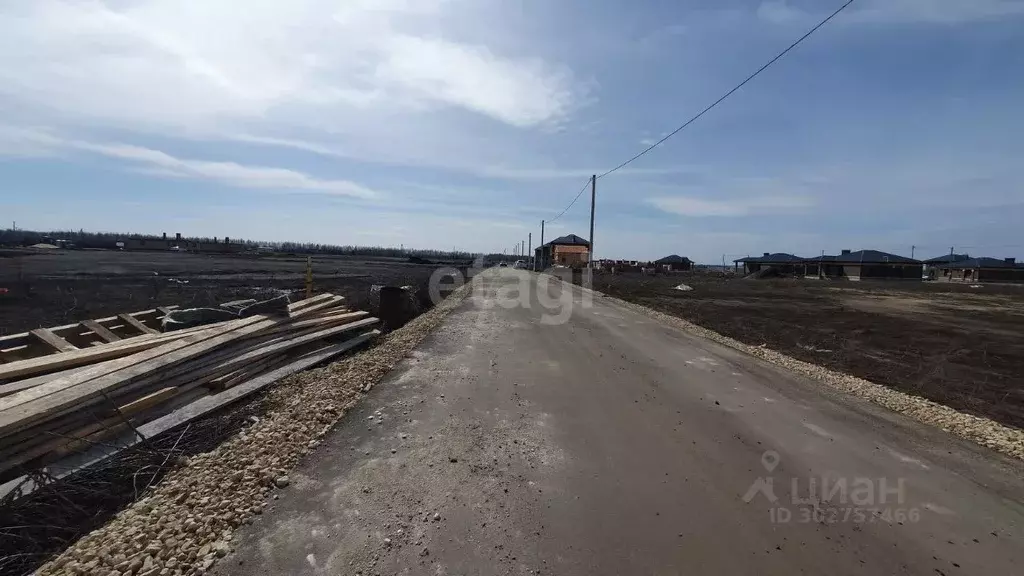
[733,252,803,275]
[833,249,922,280]
[936,257,1024,283]
[802,255,842,279]
[535,234,590,269]
[924,253,971,266]
[922,253,971,280]
[655,254,693,272]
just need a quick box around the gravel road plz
[216,269,1023,576]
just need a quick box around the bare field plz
[590,273,1024,429]
[0,249,442,334]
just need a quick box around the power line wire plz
[549,177,593,223]
[596,0,856,179]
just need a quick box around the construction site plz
[0,247,457,575]
[0,245,1022,575]
[589,271,1024,429]
[5,0,1024,572]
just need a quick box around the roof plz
[655,254,693,264]
[938,257,1020,270]
[924,253,970,264]
[542,234,590,247]
[802,255,839,262]
[834,250,920,264]
[733,253,803,263]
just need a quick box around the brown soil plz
[590,273,1024,430]
[0,250,443,334]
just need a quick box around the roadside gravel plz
[576,281,1024,461]
[36,281,473,576]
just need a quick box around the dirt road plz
[217,270,1023,575]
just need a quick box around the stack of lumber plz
[0,306,176,365]
[0,294,378,488]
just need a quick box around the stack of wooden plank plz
[0,294,379,488]
[0,306,177,365]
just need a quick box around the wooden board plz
[80,319,121,343]
[0,299,352,436]
[0,324,223,384]
[118,313,159,335]
[0,295,338,383]
[0,317,261,418]
[139,330,378,434]
[0,329,377,490]
[0,306,179,349]
[30,329,78,353]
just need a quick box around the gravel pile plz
[36,282,473,576]
[585,284,1024,461]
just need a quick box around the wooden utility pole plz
[528,233,532,269]
[305,256,313,299]
[539,220,545,271]
[589,175,596,269]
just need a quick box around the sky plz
[1,0,1023,263]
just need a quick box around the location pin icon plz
[761,450,780,473]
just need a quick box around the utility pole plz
[588,175,596,269]
[528,232,532,269]
[539,220,545,271]
[911,245,915,260]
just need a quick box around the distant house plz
[924,253,971,266]
[118,233,247,254]
[733,252,803,275]
[936,257,1024,283]
[655,254,693,272]
[832,249,922,280]
[535,234,590,269]
[922,253,971,280]
[802,254,842,279]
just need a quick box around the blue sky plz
[2,0,1023,263]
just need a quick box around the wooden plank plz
[0,317,262,416]
[0,330,377,490]
[140,330,379,434]
[0,384,176,472]
[0,325,219,383]
[0,296,335,383]
[288,293,338,311]
[118,313,159,335]
[0,307,180,349]
[30,329,78,353]
[80,320,121,343]
[0,301,351,436]
[111,313,376,402]
[118,386,179,415]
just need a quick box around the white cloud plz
[756,1,805,24]
[229,133,700,181]
[756,0,1024,25]
[0,128,376,197]
[855,0,1024,24]
[79,142,377,198]
[0,1,576,134]
[646,195,813,217]
[374,35,575,127]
